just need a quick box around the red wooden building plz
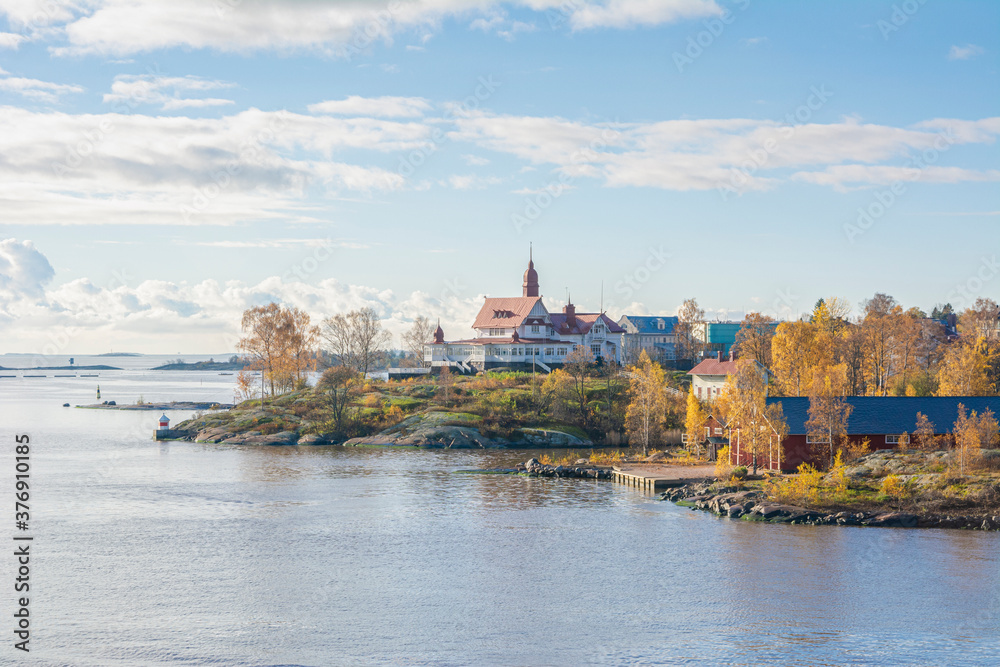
[716,396,1000,472]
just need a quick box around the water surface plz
[1,369,998,666]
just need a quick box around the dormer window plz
[657,319,664,330]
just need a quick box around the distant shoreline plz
[0,365,121,371]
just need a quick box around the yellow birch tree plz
[625,349,668,455]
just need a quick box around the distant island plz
[152,357,245,371]
[95,352,143,357]
[0,364,121,371]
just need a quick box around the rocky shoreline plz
[659,482,1000,531]
[460,457,614,480]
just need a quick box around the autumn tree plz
[624,349,668,455]
[959,298,1000,342]
[562,345,595,428]
[684,385,708,456]
[734,312,776,367]
[278,307,320,391]
[812,297,852,331]
[936,339,993,396]
[540,368,576,423]
[321,307,392,376]
[804,366,853,468]
[840,321,867,396]
[401,316,435,367]
[716,358,787,475]
[913,412,940,451]
[239,303,319,407]
[437,366,454,404]
[771,321,817,397]
[859,293,919,396]
[675,298,705,365]
[953,404,999,474]
[316,365,359,435]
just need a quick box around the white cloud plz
[308,95,431,118]
[791,165,1000,190]
[461,153,490,165]
[0,238,55,306]
[0,240,487,353]
[443,174,502,189]
[188,239,369,250]
[161,97,235,110]
[565,0,722,30]
[0,75,83,102]
[103,73,235,111]
[948,44,984,61]
[470,10,536,40]
[0,32,25,49]
[20,0,724,57]
[0,105,430,225]
[453,113,1000,192]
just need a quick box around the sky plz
[0,0,997,354]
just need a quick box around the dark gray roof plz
[768,396,1000,435]
[617,315,678,334]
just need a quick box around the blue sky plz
[0,0,997,353]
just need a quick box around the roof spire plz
[522,246,539,297]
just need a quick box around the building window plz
[557,347,567,356]
[681,434,688,443]
[697,386,702,398]
[806,435,830,444]
[886,434,909,445]
[531,325,539,333]
[591,344,601,356]
[545,348,554,356]
[714,428,723,436]
[658,320,664,330]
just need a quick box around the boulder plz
[865,512,919,528]
[298,433,332,445]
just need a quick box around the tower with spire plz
[522,244,539,297]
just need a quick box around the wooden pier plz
[611,466,715,493]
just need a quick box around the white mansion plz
[424,253,624,373]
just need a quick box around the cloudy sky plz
[0,0,997,354]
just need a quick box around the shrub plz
[731,465,748,480]
[880,474,909,499]
[714,445,733,480]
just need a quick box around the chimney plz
[563,300,576,329]
[717,350,723,362]
[728,349,735,362]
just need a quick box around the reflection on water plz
[1,372,999,666]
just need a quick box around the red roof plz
[687,358,738,376]
[438,337,571,345]
[549,312,624,335]
[473,297,542,329]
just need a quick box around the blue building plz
[617,315,679,364]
